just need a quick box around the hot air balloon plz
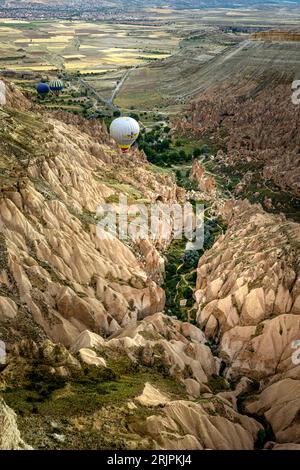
[49,79,64,96]
[36,82,50,98]
[109,117,140,152]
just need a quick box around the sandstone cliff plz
[176,81,300,200]
[0,87,185,347]
[0,398,32,450]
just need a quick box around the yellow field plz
[0,19,178,76]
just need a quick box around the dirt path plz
[78,65,139,111]
[110,65,139,104]
[78,78,118,111]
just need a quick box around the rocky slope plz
[0,81,186,348]
[1,81,300,450]
[172,35,300,224]
[177,80,300,200]
[0,398,32,450]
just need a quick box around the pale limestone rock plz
[246,379,300,444]
[184,378,201,398]
[0,398,32,450]
[274,284,293,314]
[221,315,300,380]
[70,330,105,354]
[233,284,249,312]
[291,294,300,314]
[79,348,107,367]
[0,296,18,320]
[105,313,215,388]
[197,299,218,328]
[217,295,239,330]
[0,80,6,106]
[205,314,218,338]
[133,399,262,450]
[135,383,169,407]
[127,401,138,410]
[156,434,203,450]
[265,288,276,315]
[241,288,265,325]
[0,108,181,347]
[0,340,6,366]
[206,278,223,302]
[272,443,300,450]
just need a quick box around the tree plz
[200,144,210,155]
[129,112,140,121]
[194,144,210,157]
[193,147,202,158]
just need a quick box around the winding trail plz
[110,65,139,104]
[77,65,139,111]
[78,78,118,110]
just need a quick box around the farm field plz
[0,6,299,120]
[0,19,178,75]
[0,18,183,118]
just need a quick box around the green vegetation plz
[138,128,206,167]
[207,374,230,394]
[2,353,186,449]
[175,167,198,191]
[202,158,300,222]
[163,202,227,322]
[255,426,276,449]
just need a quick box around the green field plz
[1,7,299,121]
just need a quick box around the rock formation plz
[190,159,216,195]
[1,80,299,450]
[179,80,300,199]
[0,398,32,450]
[0,92,184,348]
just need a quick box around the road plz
[78,78,118,110]
[78,65,138,111]
[110,65,138,104]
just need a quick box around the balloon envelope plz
[36,83,50,95]
[110,117,140,150]
[49,79,64,92]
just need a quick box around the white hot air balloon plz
[110,116,140,152]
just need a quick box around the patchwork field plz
[0,19,178,76]
[1,7,299,120]
[0,18,183,115]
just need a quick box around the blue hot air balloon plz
[36,82,50,97]
[49,79,64,96]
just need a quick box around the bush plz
[129,112,140,121]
